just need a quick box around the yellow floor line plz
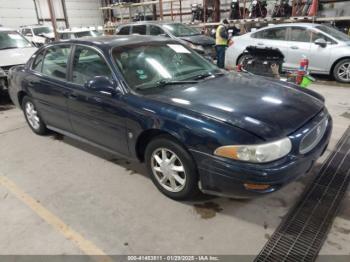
[0,175,113,262]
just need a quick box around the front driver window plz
[32,51,44,72]
[71,46,112,85]
[42,45,71,80]
[309,30,335,44]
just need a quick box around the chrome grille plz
[300,117,328,154]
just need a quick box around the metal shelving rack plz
[100,0,183,23]
[187,15,350,33]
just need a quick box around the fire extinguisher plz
[296,56,309,85]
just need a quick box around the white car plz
[20,25,55,47]
[225,23,350,83]
[0,27,37,92]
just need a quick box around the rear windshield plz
[75,30,102,38]
[162,23,200,37]
[33,27,53,35]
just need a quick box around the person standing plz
[215,19,229,69]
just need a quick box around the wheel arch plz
[135,129,186,162]
[17,90,28,108]
[236,52,248,65]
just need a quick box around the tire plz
[22,96,48,135]
[333,59,350,83]
[237,54,253,66]
[145,137,200,200]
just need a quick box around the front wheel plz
[333,59,350,83]
[22,96,48,135]
[237,54,253,67]
[145,137,200,200]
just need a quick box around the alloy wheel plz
[25,102,40,130]
[337,62,350,82]
[151,148,186,193]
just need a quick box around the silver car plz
[225,23,350,83]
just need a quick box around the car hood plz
[0,47,37,67]
[179,35,215,46]
[147,73,324,140]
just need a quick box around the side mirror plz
[26,33,33,37]
[84,76,118,96]
[314,38,327,48]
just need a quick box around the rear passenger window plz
[42,45,71,80]
[149,25,164,35]
[117,26,130,35]
[252,28,287,41]
[132,25,146,35]
[71,46,112,85]
[290,27,311,42]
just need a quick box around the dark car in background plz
[116,22,215,59]
[8,36,331,200]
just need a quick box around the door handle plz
[257,42,264,46]
[290,46,299,49]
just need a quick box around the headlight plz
[214,137,292,163]
[188,43,205,52]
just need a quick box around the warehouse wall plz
[0,0,103,29]
[0,0,38,28]
[65,0,103,27]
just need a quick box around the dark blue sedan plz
[8,36,332,200]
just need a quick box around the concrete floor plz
[0,82,349,257]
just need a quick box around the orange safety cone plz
[308,0,318,16]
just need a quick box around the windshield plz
[33,27,53,35]
[316,25,350,42]
[112,42,220,90]
[75,30,102,38]
[162,23,200,37]
[0,31,32,50]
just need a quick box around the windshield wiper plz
[134,80,198,91]
[0,46,18,50]
[155,79,198,88]
[192,71,225,80]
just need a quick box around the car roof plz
[20,24,50,29]
[56,35,174,48]
[118,21,181,27]
[57,28,96,33]
[260,23,319,29]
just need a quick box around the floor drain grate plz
[255,126,350,262]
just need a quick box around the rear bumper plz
[191,116,332,198]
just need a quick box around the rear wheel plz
[22,96,47,135]
[333,59,350,83]
[145,137,200,200]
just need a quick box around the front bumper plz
[191,113,333,198]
